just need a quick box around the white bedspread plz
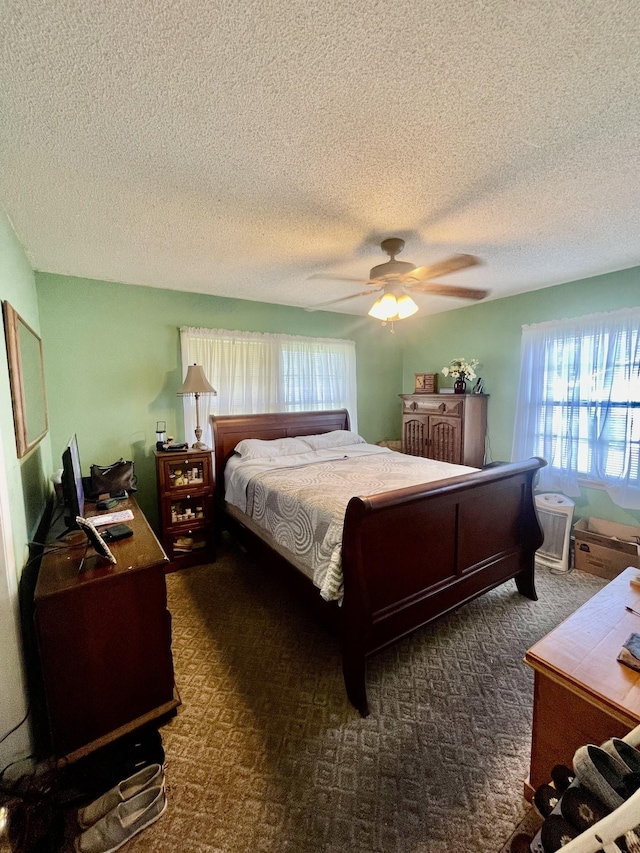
[224,444,477,602]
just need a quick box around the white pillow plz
[233,437,311,460]
[301,430,366,450]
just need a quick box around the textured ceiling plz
[1,0,639,316]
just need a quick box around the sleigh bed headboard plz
[210,409,351,490]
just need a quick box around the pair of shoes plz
[533,783,610,852]
[74,786,166,853]
[533,780,609,828]
[574,742,640,810]
[77,764,164,829]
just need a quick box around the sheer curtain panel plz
[511,307,640,509]
[180,327,358,449]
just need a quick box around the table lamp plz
[177,364,217,450]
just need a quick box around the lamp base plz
[191,421,208,451]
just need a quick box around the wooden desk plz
[34,497,180,761]
[524,566,640,799]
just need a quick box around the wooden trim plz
[2,300,49,457]
[60,691,180,764]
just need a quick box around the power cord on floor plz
[548,563,574,576]
[0,705,30,751]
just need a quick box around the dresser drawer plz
[402,397,462,416]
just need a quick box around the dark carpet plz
[128,537,606,853]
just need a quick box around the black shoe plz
[559,784,610,833]
[540,815,579,853]
[533,784,560,819]
[550,765,574,795]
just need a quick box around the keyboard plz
[90,509,134,527]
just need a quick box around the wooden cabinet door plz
[403,415,429,457]
[429,416,463,464]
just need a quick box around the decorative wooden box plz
[414,372,438,393]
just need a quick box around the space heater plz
[535,493,575,573]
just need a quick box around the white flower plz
[441,358,479,381]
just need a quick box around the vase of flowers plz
[453,375,467,394]
[441,358,479,394]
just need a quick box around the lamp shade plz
[177,364,217,396]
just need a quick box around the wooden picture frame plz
[2,301,49,458]
[414,372,438,394]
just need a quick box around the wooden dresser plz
[34,497,179,761]
[524,566,640,798]
[400,393,488,467]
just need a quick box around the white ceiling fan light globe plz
[396,293,418,318]
[368,291,399,321]
[367,296,392,320]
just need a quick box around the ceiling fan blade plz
[401,254,480,283]
[307,273,374,284]
[407,282,490,301]
[305,289,382,312]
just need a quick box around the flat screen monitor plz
[61,434,84,529]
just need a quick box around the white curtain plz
[511,307,640,508]
[180,327,358,448]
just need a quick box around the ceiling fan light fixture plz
[308,239,484,318]
[368,291,418,322]
[396,293,419,319]
[368,291,399,321]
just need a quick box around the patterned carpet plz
[124,537,605,853]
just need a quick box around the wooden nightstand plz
[154,449,216,570]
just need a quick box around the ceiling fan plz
[306,238,489,327]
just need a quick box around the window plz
[180,327,357,447]
[511,308,640,509]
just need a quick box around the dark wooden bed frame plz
[212,409,545,716]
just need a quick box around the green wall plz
[402,266,640,527]
[36,274,403,528]
[0,209,51,765]
[35,266,640,530]
[0,214,52,554]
